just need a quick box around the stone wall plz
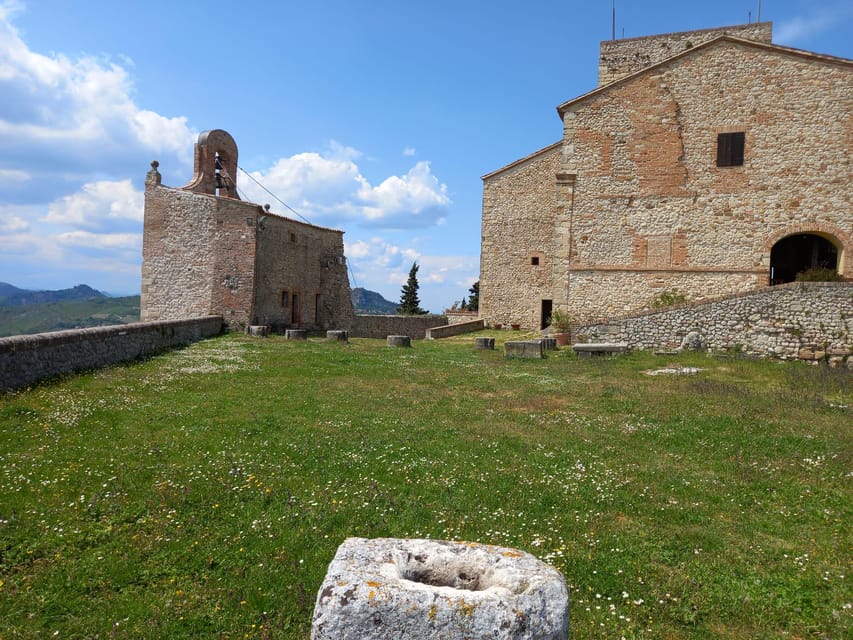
[253,214,354,331]
[576,282,852,363]
[350,315,448,340]
[0,317,223,392]
[480,144,562,329]
[598,22,772,85]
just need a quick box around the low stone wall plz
[0,316,224,392]
[426,318,486,339]
[575,282,852,364]
[445,311,480,325]
[350,315,447,340]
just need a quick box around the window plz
[716,132,745,167]
[290,232,297,243]
[531,256,540,266]
[280,291,289,307]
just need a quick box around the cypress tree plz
[397,262,426,315]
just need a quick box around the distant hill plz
[0,283,140,337]
[351,287,398,315]
[0,283,107,306]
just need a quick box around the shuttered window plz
[717,132,745,167]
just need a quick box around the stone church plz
[141,129,354,331]
[480,22,852,328]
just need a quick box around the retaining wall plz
[0,316,224,392]
[576,282,852,364]
[349,315,447,340]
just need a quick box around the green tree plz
[397,262,427,315]
[467,281,479,312]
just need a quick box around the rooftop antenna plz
[757,0,761,22]
[611,1,616,40]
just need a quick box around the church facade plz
[141,130,354,331]
[480,23,852,328]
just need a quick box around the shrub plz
[649,288,688,309]
[795,267,843,282]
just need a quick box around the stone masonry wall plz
[576,282,852,363]
[598,22,772,86]
[350,315,448,340]
[142,187,218,321]
[0,317,223,392]
[480,144,562,329]
[559,40,852,322]
[253,213,354,330]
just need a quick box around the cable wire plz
[237,165,313,225]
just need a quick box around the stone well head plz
[311,537,569,640]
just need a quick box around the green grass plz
[0,333,850,639]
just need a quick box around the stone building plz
[141,129,354,331]
[480,23,852,328]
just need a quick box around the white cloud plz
[403,147,416,156]
[0,5,195,187]
[238,143,451,230]
[55,230,141,251]
[42,179,143,230]
[776,4,853,44]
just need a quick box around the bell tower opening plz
[769,234,839,284]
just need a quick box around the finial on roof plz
[145,160,161,188]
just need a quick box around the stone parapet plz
[0,317,224,392]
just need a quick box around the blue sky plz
[0,1,850,313]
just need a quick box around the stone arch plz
[764,223,849,284]
[180,129,240,199]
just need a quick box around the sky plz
[0,1,850,313]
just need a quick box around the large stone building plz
[141,129,354,331]
[480,23,852,328]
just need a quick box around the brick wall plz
[0,317,223,392]
[576,282,852,363]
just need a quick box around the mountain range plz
[0,283,399,337]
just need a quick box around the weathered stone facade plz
[481,24,852,329]
[142,130,354,331]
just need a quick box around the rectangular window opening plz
[531,256,540,266]
[717,132,745,167]
[280,291,289,307]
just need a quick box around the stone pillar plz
[311,537,569,640]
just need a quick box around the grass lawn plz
[0,332,850,638]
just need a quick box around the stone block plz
[475,337,495,350]
[572,343,629,358]
[285,329,308,340]
[326,330,348,342]
[246,325,269,337]
[311,537,569,640]
[505,340,545,358]
[540,337,557,350]
[387,335,412,347]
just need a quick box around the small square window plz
[531,256,540,266]
[717,132,745,167]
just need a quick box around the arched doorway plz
[769,234,839,284]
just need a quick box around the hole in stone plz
[401,566,482,591]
